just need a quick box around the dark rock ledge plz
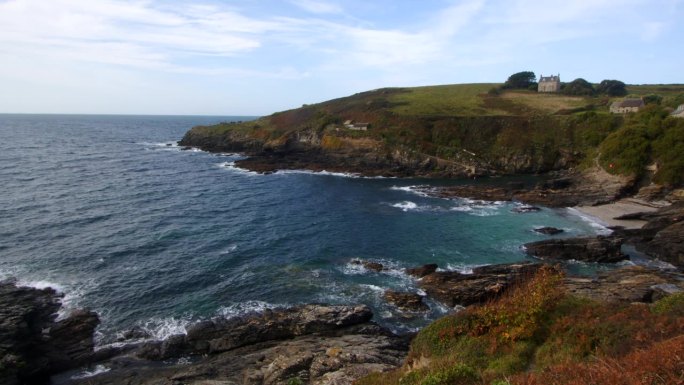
[0,281,408,385]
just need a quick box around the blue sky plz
[0,0,682,115]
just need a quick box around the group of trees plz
[499,71,629,97]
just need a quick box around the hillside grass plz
[355,268,684,385]
[499,92,591,114]
[389,84,505,116]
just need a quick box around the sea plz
[0,114,615,345]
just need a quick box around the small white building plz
[343,120,369,131]
[538,74,560,93]
[609,98,645,114]
[671,104,684,118]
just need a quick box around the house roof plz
[617,98,645,108]
[539,75,559,82]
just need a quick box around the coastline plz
[572,199,665,230]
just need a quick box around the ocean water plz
[0,114,609,342]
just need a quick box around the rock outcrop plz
[534,227,564,235]
[418,263,544,307]
[405,264,438,278]
[524,236,627,263]
[0,281,99,385]
[382,291,429,312]
[63,305,407,385]
[424,167,634,208]
[564,266,684,303]
[625,202,684,269]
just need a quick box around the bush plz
[599,126,650,176]
[652,292,684,316]
[652,121,684,186]
[562,78,595,96]
[597,79,627,96]
[420,364,479,385]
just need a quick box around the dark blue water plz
[0,114,607,342]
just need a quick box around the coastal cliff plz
[179,84,684,187]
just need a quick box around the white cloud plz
[288,0,343,14]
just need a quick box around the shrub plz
[652,292,684,316]
[420,364,479,385]
[599,126,650,176]
[652,121,684,186]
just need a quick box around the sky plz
[0,0,682,115]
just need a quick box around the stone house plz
[538,74,560,93]
[609,98,645,114]
[671,104,684,118]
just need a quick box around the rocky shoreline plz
[3,257,683,384]
[3,160,684,384]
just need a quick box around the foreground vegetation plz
[355,267,684,385]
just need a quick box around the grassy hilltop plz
[183,82,684,185]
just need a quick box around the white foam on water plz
[391,201,419,212]
[443,263,489,274]
[136,316,194,340]
[359,284,385,293]
[12,278,88,321]
[216,300,286,319]
[216,161,260,175]
[276,169,361,178]
[70,364,110,380]
[389,185,430,197]
[220,244,238,254]
[566,207,612,235]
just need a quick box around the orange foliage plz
[513,335,684,385]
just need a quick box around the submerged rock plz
[512,205,541,213]
[350,259,384,272]
[524,236,627,263]
[534,226,564,235]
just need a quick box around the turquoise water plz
[0,114,607,342]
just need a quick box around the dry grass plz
[512,335,684,385]
[499,92,590,114]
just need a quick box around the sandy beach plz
[573,199,667,229]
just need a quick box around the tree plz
[562,78,595,96]
[642,94,663,105]
[504,71,536,89]
[597,80,627,96]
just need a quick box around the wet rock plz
[534,227,564,235]
[405,264,438,278]
[564,266,684,303]
[351,259,384,272]
[524,236,627,263]
[65,310,407,385]
[383,291,429,312]
[637,221,684,269]
[0,281,99,384]
[183,305,373,355]
[47,309,100,373]
[116,326,151,342]
[418,262,544,307]
[512,205,541,213]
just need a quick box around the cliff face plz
[179,112,580,178]
[180,83,684,184]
